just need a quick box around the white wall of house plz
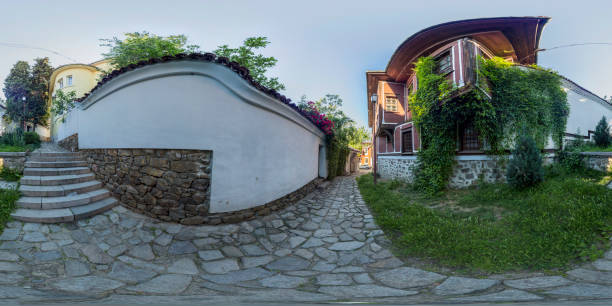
[53,61,326,214]
[564,79,612,139]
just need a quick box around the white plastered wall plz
[53,61,326,213]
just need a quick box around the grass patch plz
[0,144,39,152]
[572,143,612,152]
[357,166,612,274]
[0,188,20,236]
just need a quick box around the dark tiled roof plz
[77,53,328,134]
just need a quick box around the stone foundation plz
[449,158,507,188]
[377,155,555,188]
[582,152,612,172]
[0,152,26,172]
[377,156,418,182]
[83,148,212,224]
[82,148,323,225]
[58,133,79,152]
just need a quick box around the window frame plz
[385,96,399,112]
[58,78,64,89]
[66,75,73,86]
[459,122,481,152]
[401,128,413,153]
[435,50,453,75]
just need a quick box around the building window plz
[460,123,481,151]
[435,50,453,75]
[364,158,368,164]
[385,96,398,112]
[58,78,63,89]
[67,75,73,86]
[402,129,413,153]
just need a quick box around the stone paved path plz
[1,176,612,304]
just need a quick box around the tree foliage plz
[594,116,611,147]
[299,94,369,178]
[29,58,53,127]
[2,58,53,128]
[100,31,200,69]
[50,89,78,118]
[214,37,285,91]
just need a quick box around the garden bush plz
[594,116,611,147]
[556,150,585,171]
[506,133,544,189]
[24,132,40,145]
[1,130,25,147]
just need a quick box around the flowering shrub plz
[298,101,334,135]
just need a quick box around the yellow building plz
[48,59,112,139]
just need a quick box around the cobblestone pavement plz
[2,176,612,304]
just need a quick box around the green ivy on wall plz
[409,56,569,194]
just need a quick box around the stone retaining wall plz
[377,155,554,188]
[58,133,79,152]
[582,152,612,172]
[83,148,322,225]
[82,148,212,224]
[0,152,26,172]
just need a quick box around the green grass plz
[357,166,612,274]
[0,143,39,152]
[569,142,612,152]
[0,188,20,236]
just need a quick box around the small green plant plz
[0,167,21,182]
[556,150,585,171]
[1,130,25,147]
[23,132,40,145]
[594,116,611,147]
[0,188,20,237]
[506,133,544,189]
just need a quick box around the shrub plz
[24,132,40,145]
[0,167,21,182]
[556,150,585,171]
[594,116,611,147]
[327,139,340,180]
[506,133,544,189]
[1,130,25,147]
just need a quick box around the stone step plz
[17,189,111,209]
[28,152,82,158]
[10,197,118,223]
[27,156,85,162]
[20,180,103,197]
[25,161,87,168]
[71,197,118,220]
[21,173,95,186]
[23,167,90,176]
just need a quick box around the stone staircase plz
[11,151,117,223]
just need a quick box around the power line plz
[0,42,79,63]
[541,42,612,52]
[520,42,612,62]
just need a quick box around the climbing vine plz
[410,56,568,193]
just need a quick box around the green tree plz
[100,31,200,69]
[29,57,53,127]
[50,89,78,118]
[506,132,544,189]
[214,37,285,91]
[346,126,370,150]
[3,58,53,130]
[3,61,31,129]
[594,116,611,147]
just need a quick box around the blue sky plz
[1,0,610,128]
